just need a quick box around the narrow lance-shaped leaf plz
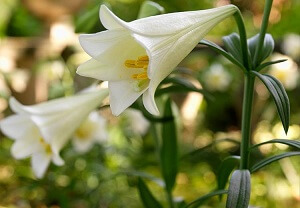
[185,189,228,208]
[199,39,246,72]
[251,152,300,173]
[251,71,290,134]
[137,178,163,208]
[255,59,287,72]
[75,4,101,33]
[160,98,178,192]
[226,170,251,208]
[250,139,300,150]
[217,156,241,196]
[157,77,212,100]
[121,170,165,187]
[137,1,165,19]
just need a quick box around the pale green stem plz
[240,73,255,169]
[253,0,273,68]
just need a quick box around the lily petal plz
[31,152,51,178]
[109,80,147,116]
[52,152,65,166]
[78,34,146,81]
[9,89,109,153]
[142,89,159,115]
[10,90,106,115]
[79,29,128,58]
[99,5,123,30]
[0,114,40,140]
[100,5,237,36]
[11,137,42,159]
[72,138,94,153]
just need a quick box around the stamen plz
[131,72,148,80]
[124,56,149,69]
[138,56,149,61]
[136,60,149,67]
[125,55,150,81]
[39,138,52,154]
[124,60,141,68]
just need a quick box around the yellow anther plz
[45,144,52,155]
[124,55,149,69]
[138,55,149,61]
[136,60,149,67]
[131,72,148,80]
[125,55,149,81]
[124,60,140,68]
[39,138,52,155]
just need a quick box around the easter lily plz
[77,5,237,115]
[4,88,108,154]
[0,115,64,178]
[0,88,108,177]
[73,111,108,153]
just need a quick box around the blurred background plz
[0,0,299,207]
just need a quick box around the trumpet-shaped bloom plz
[0,88,108,177]
[77,5,237,116]
[7,88,108,153]
[0,115,64,178]
[72,111,108,153]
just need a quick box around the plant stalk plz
[253,0,273,67]
[240,73,255,169]
[167,191,175,208]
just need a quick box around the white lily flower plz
[77,5,237,116]
[0,115,64,178]
[5,88,108,154]
[72,111,108,153]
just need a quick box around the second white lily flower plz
[10,88,108,153]
[77,5,237,116]
[0,88,108,178]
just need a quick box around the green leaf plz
[250,139,300,150]
[251,71,290,134]
[255,59,287,72]
[137,1,165,19]
[226,170,251,208]
[137,178,163,208]
[160,98,178,192]
[185,190,228,208]
[248,33,274,65]
[222,33,243,65]
[175,198,187,208]
[75,4,100,33]
[121,170,165,187]
[182,138,240,159]
[131,99,173,123]
[157,77,212,100]
[217,156,241,195]
[250,151,300,173]
[199,39,246,72]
